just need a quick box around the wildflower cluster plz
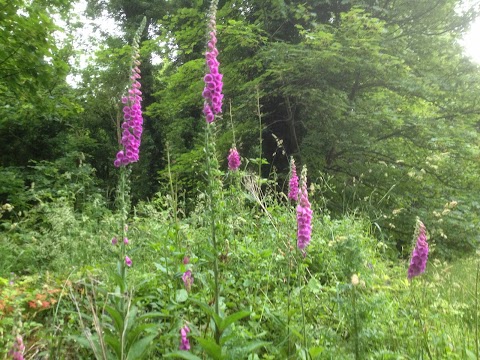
[202,1,223,123]
[114,38,143,167]
[288,157,299,201]
[407,220,429,279]
[296,166,313,253]
[227,147,241,170]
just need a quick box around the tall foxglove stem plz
[203,0,222,344]
[205,124,221,344]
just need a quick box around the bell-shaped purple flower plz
[288,158,299,201]
[114,51,143,167]
[125,256,132,267]
[182,270,193,292]
[297,166,313,253]
[407,220,429,280]
[202,3,223,123]
[8,335,25,360]
[179,325,191,350]
[228,147,241,171]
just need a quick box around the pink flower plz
[111,237,118,245]
[296,167,312,253]
[228,147,241,171]
[124,237,129,245]
[125,256,132,267]
[202,4,223,123]
[179,325,190,350]
[408,220,429,279]
[182,270,193,292]
[114,51,143,167]
[8,335,25,360]
[183,256,190,264]
[288,158,299,201]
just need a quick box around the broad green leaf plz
[219,310,250,333]
[125,305,139,333]
[176,289,189,303]
[104,305,124,333]
[126,334,157,360]
[127,323,158,347]
[104,333,122,358]
[189,299,222,329]
[164,351,203,360]
[309,346,324,358]
[196,337,223,360]
[235,341,270,355]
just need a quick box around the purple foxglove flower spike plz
[228,147,241,171]
[114,46,143,167]
[407,220,429,279]
[202,1,223,123]
[297,166,313,253]
[288,157,299,201]
[8,335,25,360]
[179,325,191,350]
[182,270,193,292]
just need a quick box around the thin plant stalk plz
[287,241,292,358]
[205,124,221,344]
[298,261,308,356]
[411,279,433,360]
[117,166,130,284]
[475,261,479,359]
[256,86,262,183]
[352,285,359,360]
[229,99,236,146]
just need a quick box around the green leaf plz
[196,337,223,360]
[219,310,250,333]
[465,350,477,360]
[154,262,167,273]
[125,305,139,333]
[176,289,189,303]
[309,346,324,358]
[164,351,203,360]
[104,333,122,358]
[127,323,158,347]
[235,340,270,355]
[189,299,222,329]
[136,312,169,321]
[104,305,124,333]
[126,334,157,360]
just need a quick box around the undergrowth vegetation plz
[0,171,479,358]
